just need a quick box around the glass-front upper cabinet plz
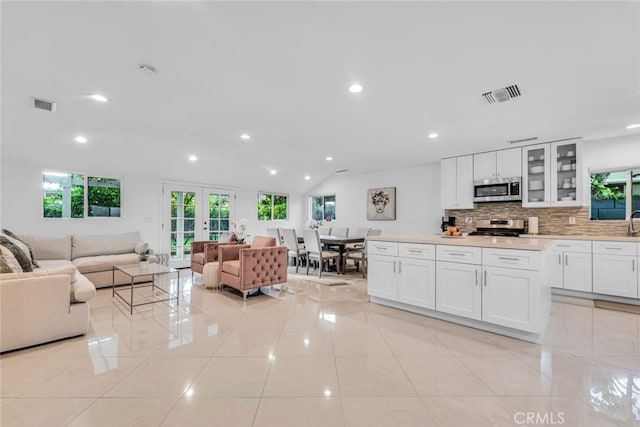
[522,144,551,207]
[551,141,582,206]
[523,140,583,208]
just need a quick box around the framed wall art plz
[367,187,396,220]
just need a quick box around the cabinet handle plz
[408,249,423,253]
[498,257,520,261]
[556,244,570,248]
[633,259,636,272]
[375,246,388,251]
[605,247,623,250]
[565,254,568,266]
[393,260,396,273]
[475,269,478,286]
[399,260,402,274]
[484,270,488,287]
[448,252,467,257]
[558,254,562,265]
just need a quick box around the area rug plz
[287,272,352,286]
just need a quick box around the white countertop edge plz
[519,234,640,242]
[367,234,554,251]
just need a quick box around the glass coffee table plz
[112,263,180,314]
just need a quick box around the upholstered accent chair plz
[190,240,236,281]
[218,236,288,300]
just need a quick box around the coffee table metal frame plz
[112,263,180,314]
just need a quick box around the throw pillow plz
[134,242,149,255]
[1,229,39,268]
[0,254,18,273]
[0,236,33,272]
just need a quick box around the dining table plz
[298,234,365,274]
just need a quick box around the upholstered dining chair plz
[302,229,340,278]
[266,228,282,245]
[345,229,382,277]
[217,236,287,301]
[279,228,307,273]
[330,227,349,237]
[317,227,331,236]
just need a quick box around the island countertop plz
[519,234,640,243]
[367,234,554,251]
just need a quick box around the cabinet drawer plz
[592,241,637,256]
[399,243,435,260]
[483,248,541,271]
[437,245,482,264]
[553,240,592,254]
[367,241,398,256]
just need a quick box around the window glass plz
[258,193,288,221]
[310,195,336,222]
[42,172,85,218]
[590,170,640,220]
[88,177,121,217]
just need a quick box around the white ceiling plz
[2,1,639,193]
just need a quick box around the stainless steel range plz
[468,219,525,237]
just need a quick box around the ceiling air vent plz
[32,97,56,112]
[482,84,521,104]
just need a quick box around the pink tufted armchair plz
[190,240,236,281]
[218,236,288,300]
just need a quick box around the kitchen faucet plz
[630,210,640,237]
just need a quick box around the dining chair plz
[302,229,340,278]
[266,228,282,245]
[351,228,370,237]
[330,227,349,237]
[280,228,307,273]
[345,229,382,277]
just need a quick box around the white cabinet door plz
[563,252,592,292]
[368,255,398,300]
[482,266,541,333]
[473,152,496,181]
[551,141,582,206]
[496,148,522,179]
[398,258,435,310]
[441,157,458,209]
[436,261,481,320]
[548,248,564,288]
[593,254,638,298]
[522,144,551,207]
[456,155,475,209]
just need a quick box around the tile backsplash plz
[445,202,634,236]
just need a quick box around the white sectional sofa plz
[0,231,150,352]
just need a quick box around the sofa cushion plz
[20,234,72,261]
[72,231,141,259]
[36,260,78,283]
[73,253,140,274]
[2,229,39,268]
[0,236,33,272]
[71,273,96,303]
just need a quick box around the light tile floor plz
[1,270,639,426]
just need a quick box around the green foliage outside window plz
[258,193,287,221]
[311,195,336,221]
[43,173,85,218]
[88,177,121,217]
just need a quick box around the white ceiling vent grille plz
[482,84,521,104]
[32,97,56,112]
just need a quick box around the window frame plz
[309,194,336,222]
[42,170,122,219]
[589,167,640,221]
[257,191,289,221]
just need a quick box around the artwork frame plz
[367,187,396,220]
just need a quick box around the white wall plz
[304,162,443,235]
[0,160,304,251]
[583,134,640,172]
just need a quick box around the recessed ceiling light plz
[428,133,439,139]
[75,136,87,143]
[325,156,333,161]
[90,94,108,103]
[626,123,640,129]
[348,84,363,93]
[304,175,311,180]
[270,169,277,175]
[188,155,198,162]
[240,133,251,140]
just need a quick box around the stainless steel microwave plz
[473,177,522,202]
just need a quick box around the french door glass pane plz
[208,193,231,241]
[171,191,196,259]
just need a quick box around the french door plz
[162,183,236,268]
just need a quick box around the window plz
[311,195,336,222]
[43,172,121,218]
[590,169,640,220]
[258,192,288,221]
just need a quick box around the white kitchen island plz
[366,235,554,343]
